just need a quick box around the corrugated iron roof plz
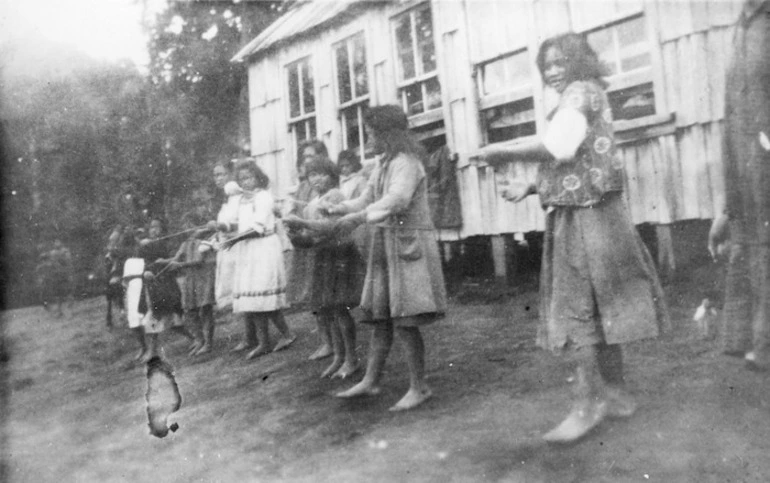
[231,0,367,63]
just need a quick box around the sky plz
[0,0,167,68]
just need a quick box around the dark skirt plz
[538,192,670,351]
[139,274,183,317]
[310,242,365,310]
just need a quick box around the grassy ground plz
[2,259,769,482]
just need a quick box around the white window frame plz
[390,2,442,125]
[285,56,317,158]
[475,48,538,146]
[332,31,370,160]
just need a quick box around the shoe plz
[543,400,607,443]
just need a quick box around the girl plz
[170,211,217,355]
[221,160,292,359]
[479,33,670,443]
[138,218,200,362]
[327,105,447,411]
[285,140,334,360]
[284,159,364,379]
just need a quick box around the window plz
[586,15,655,120]
[286,57,316,156]
[333,32,369,159]
[392,4,442,118]
[476,49,536,144]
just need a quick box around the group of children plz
[115,143,369,376]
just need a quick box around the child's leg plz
[309,311,334,360]
[321,310,344,378]
[389,326,432,411]
[271,310,296,352]
[246,313,271,359]
[337,321,393,398]
[143,333,160,363]
[169,313,198,345]
[196,305,215,354]
[332,307,359,379]
[132,327,147,360]
[184,310,203,354]
[543,344,608,443]
[231,313,257,352]
[596,342,636,418]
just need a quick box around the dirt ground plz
[2,260,770,482]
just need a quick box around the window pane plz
[288,63,300,118]
[424,77,442,111]
[342,106,363,151]
[587,28,617,75]
[335,43,352,103]
[621,52,651,72]
[507,51,530,88]
[352,34,368,97]
[308,118,317,139]
[302,61,315,113]
[394,15,415,80]
[483,98,536,143]
[481,60,507,96]
[617,16,646,48]
[608,82,655,120]
[415,7,436,74]
[403,83,424,115]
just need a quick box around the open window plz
[286,56,317,158]
[333,32,369,160]
[391,3,442,124]
[586,14,655,121]
[476,49,537,144]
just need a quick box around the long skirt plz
[310,243,365,311]
[231,235,288,313]
[538,192,670,351]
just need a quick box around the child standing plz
[222,160,292,359]
[284,159,364,379]
[138,218,200,362]
[169,211,217,355]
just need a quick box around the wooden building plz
[232,0,744,277]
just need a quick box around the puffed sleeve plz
[365,154,424,217]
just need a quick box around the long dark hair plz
[297,139,329,169]
[235,159,270,190]
[305,158,340,188]
[536,32,609,89]
[364,105,426,161]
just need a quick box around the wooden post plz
[655,224,676,281]
[491,235,507,282]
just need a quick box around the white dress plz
[231,189,288,313]
[215,192,239,308]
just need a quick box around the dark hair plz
[297,139,329,169]
[235,159,270,189]
[536,32,609,89]
[337,149,362,173]
[181,210,206,228]
[305,158,340,187]
[363,105,427,160]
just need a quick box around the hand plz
[143,271,155,281]
[500,181,534,203]
[334,212,362,233]
[166,261,182,271]
[206,220,218,231]
[324,202,346,216]
[707,214,729,261]
[282,214,304,228]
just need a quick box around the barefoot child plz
[138,218,200,361]
[169,211,217,355]
[284,159,364,379]
[327,105,447,411]
[221,160,292,359]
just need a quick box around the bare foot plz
[246,345,270,360]
[321,358,343,378]
[542,400,607,443]
[389,387,433,411]
[336,381,382,398]
[273,335,297,353]
[332,362,359,380]
[308,344,333,360]
[231,341,254,353]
